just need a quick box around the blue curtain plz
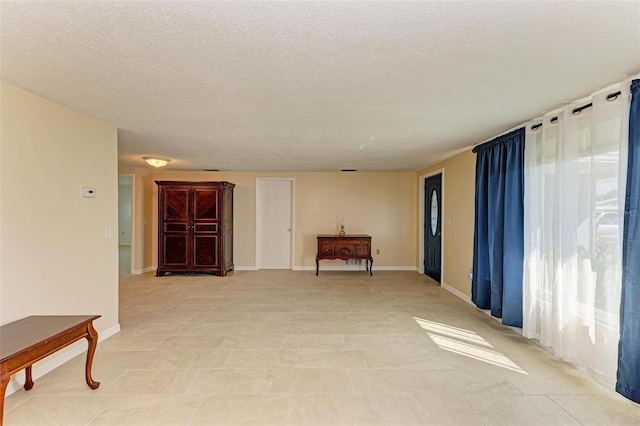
[472,128,525,327]
[617,79,640,403]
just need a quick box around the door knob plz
[287,228,292,232]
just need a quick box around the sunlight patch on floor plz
[413,318,493,347]
[414,317,527,374]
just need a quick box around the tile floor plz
[4,268,640,425]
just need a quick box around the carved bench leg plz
[24,366,34,390]
[84,322,100,389]
[1,367,9,425]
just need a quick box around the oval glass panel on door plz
[430,189,438,237]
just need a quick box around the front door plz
[424,174,442,283]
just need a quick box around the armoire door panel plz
[193,188,218,220]
[165,223,189,232]
[193,235,218,267]
[164,188,190,220]
[194,223,218,233]
[164,235,188,266]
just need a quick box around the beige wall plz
[417,149,476,297]
[0,81,119,332]
[132,170,416,270]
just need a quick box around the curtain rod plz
[472,128,524,153]
[530,90,622,131]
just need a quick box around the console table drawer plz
[355,245,369,255]
[320,245,334,255]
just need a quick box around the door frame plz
[419,169,444,283]
[255,177,296,270]
[118,173,136,274]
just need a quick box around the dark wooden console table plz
[0,315,101,424]
[316,234,373,276]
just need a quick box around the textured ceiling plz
[2,1,639,171]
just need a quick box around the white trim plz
[370,266,417,271]
[418,169,445,283]
[441,281,474,306]
[234,266,258,271]
[294,265,416,272]
[255,178,296,270]
[441,281,523,335]
[132,266,155,275]
[4,323,121,397]
[255,180,260,269]
[118,174,136,274]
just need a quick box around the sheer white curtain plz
[523,83,631,387]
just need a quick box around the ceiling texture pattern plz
[2,1,639,171]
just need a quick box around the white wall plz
[1,81,120,392]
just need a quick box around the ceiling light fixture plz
[143,157,170,168]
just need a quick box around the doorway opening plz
[118,175,133,274]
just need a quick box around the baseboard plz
[292,266,417,272]
[4,323,121,397]
[441,281,474,306]
[134,266,260,273]
[373,266,417,271]
[440,282,524,334]
[132,266,155,275]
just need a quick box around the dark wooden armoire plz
[156,181,234,276]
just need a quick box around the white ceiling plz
[2,1,639,171]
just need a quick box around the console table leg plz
[369,257,373,276]
[84,322,100,389]
[316,258,319,276]
[24,366,34,390]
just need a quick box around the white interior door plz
[257,179,293,269]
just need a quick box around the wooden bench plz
[0,315,101,424]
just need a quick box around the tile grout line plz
[185,393,206,426]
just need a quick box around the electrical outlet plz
[376,249,380,255]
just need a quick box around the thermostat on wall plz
[82,187,96,198]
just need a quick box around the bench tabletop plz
[1,315,100,362]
